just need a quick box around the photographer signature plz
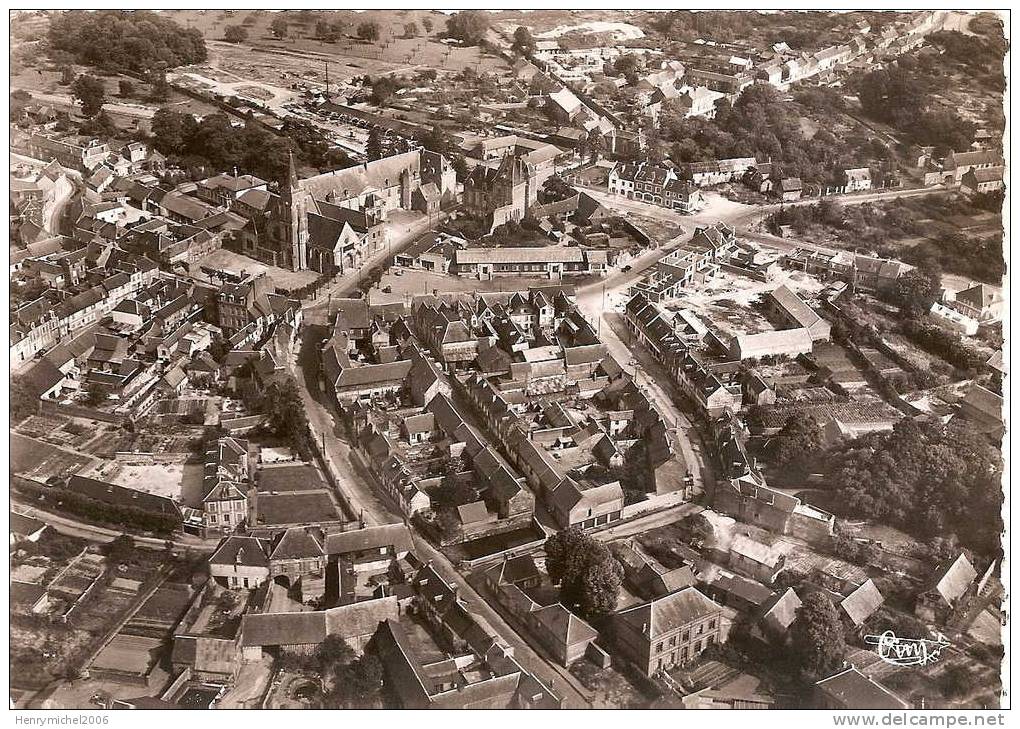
[863,630,951,666]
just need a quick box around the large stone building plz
[234,150,456,272]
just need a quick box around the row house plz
[26,132,110,171]
[684,157,758,187]
[482,555,599,667]
[624,293,741,417]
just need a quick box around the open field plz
[255,492,343,526]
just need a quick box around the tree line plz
[149,108,350,184]
[47,10,207,74]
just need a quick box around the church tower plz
[279,151,309,271]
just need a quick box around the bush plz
[13,478,181,534]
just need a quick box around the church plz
[232,149,457,273]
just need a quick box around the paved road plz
[15,90,158,119]
[303,210,447,316]
[11,497,217,552]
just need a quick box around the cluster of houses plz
[315,287,693,543]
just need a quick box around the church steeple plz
[286,149,300,192]
[279,149,308,271]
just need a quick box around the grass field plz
[255,492,342,526]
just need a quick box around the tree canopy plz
[764,415,827,478]
[790,592,847,682]
[224,25,249,43]
[511,26,536,56]
[446,10,490,46]
[825,419,1003,555]
[48,10,206,73]
[358,21,381,42]
[71,75,106,118]
[856,64,977,154]
[256,376,314,457]
[148,108,347,182]
[545,527,623,621]
[270,17,289,38]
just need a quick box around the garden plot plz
[11,433,97,481]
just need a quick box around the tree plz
[415,124,454,157]
[892,263,942,317]
[369,76,400,106]
[512,26,536,56]
[826,419,1002,555]
[150,107,198,156]
[60,65,75,85]
[325,653,384,708]
[544,527,623,621]
[224,25,249,43]
[257,377,313,456]
[403,22,418,38]
[941,664,977,700]
[11,379,38,422]
[366,127,384,161]
[150,69,170,102]
[105,534,136,565]
[422,18,434,34]
[315,635,355,674]
[71,75,106,118]
[270,17,288,38]
[613,54,642,77]
[765,415,827,477]
[358,21,381,42]
[446,10,490,46]
[85,381,107,406]
[790,592,847,682]
[451,155,468,182]
[80,110,118,138]
[118,79,135,97]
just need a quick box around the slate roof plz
[457,500,491,525]
[839,578,884,626]
[10,511,46,537]
[65,475,181,518]
[932,553,978,605]
[815,667,909,710]
[209,535,271,568]
[19,358,65,398]
[241,611,327,647]
[270,527,325,560]
[730,534,783,568]
[760,587,801,635]
[455,247,585,265]
[617,587,722,640]
[323,523,413,556]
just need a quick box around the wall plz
[38,400,126,424]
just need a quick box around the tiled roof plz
[616,587,722,640]
[815,667,909,710]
